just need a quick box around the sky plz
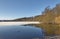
[0,0,60,20]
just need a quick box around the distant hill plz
[13,15,43,21]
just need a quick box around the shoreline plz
[0,21,40,26]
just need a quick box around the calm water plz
[0,26,44,39]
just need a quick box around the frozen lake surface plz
[0,21,40,26]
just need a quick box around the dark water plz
[0,26,44,39]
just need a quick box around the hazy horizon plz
[0,0,60,20]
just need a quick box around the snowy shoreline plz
[0,21,40,26]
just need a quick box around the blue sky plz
[0,0,60,20]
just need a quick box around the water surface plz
[0,25,44,39]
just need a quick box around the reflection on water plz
[0,26,44,39]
